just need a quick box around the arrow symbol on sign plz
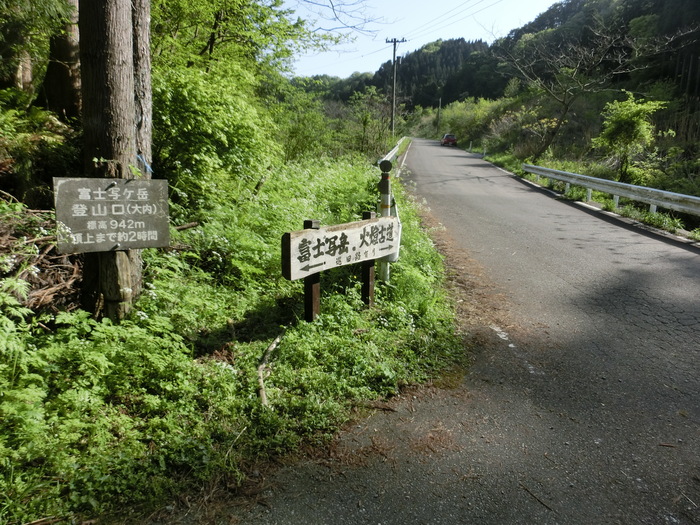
[379,245,394,252]
[301,261,326,272]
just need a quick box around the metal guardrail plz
[522,164,700,217]
[380,137,407,164]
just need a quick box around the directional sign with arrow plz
[282,216,401,281]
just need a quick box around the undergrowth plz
[0,155,462,523]
[506,156,693,236]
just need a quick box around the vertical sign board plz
[53,177,169,253]
[282,216,400,281]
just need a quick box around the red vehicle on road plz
[440,133,457,146]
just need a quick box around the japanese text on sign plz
[282,216,400,281]
[53,177,170,254]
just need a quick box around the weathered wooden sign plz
[282,216,400,281]
[53,177,169,254]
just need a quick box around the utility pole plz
[386,38,405,137]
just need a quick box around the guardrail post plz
[378,160,393,282]
[613,195,620,208]
[649,204,657,213]
[303,219,321,322]
[586,189,592,202]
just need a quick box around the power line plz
[404,0,484,40]
[293,41,393,76]
[409,0,508,42]
[291,0,511,77]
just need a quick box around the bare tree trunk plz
[41,0,81,120]
[79,0,138,320]
[133,0,152,172]
[128,0,153,300]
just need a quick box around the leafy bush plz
[437,97,513,150]
[152,65,279,222]
[0,89,80,208]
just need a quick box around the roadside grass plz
[0,155,463,524]
[486,151,693,237]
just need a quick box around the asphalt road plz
[225,138,700,525]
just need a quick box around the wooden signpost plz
[282,213,400,321]
[53,177,169,253]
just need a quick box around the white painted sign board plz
[282,216,400,281]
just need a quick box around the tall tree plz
[79,0,151,320]
[349,86,391,155]
[40,0,80,119]
[133,0,152,175]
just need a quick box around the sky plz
[284,0,560,78]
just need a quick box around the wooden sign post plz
[282,214,400,321]
[303,220,321,322]
[361,211,375,308]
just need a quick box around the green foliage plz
[152,65,279,221]
[1,154,461,523]
[348,86,393,156]
[592,91,667,183]
[150,0,316,73]
[0,308,252,521]
[412,97,513,150]
[616,205,685,233]
[0,90,80,207]
[265,77,338,162]
[0,0,72,87]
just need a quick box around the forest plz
[1,0,699,522]
[307,0,700,202]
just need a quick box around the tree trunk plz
[41,0,81,120]
[0,23,32,94]
[133,0,152,173]
[79,0,139,320]
[129,0,153,300]
[16,49,34,94]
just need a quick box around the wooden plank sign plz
[282,216,400,281]
[53,177,169,253]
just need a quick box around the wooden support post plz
[361,211,376,307]
[303,220,321,322]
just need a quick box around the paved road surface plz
[227,139,700,525]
